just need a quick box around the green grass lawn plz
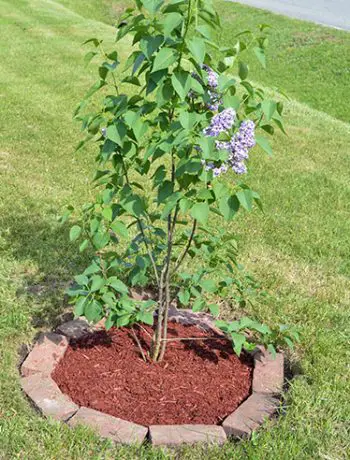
[0,0,349,458]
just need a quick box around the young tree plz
[66,0,298,362]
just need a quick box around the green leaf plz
[69,225,81,242]
[192,298,205,312]
[190,76,204,94]
[74,274,89,286]
[111,221,129,238]
[132,52,145,75]
[84,300,103,323]
[223,94,240,110]
[107,277,129,294]
[102,206,113,221]
[198,136,216,160]
[231,332,247,356]
[106,122,126,146]
[74,297,88,317]
[84,80,106,100]
[200,279,217,293]
[141,0,164,14]
[122,194,145,217]
[179,197,192,213]
[179,111,196,130]
[190,202,209,225]
[250,321,271,334]
[116,314,132,327]
[239,316,255,329]
[157,180,174,204]
[105,313,116,330]
[163,12,183,36]
[236,189,254,211]
[284,337,294,349]
[256,135,273,155]
[238,61,248,80]
[140,35,164,59]
[178,289,190,306]
[90,275,105,292]
[133,118,148,141]
[152,48,178,72]
[219,195,240,221]
[267,343,277,358]
[187,37,206,63]
[92,231,110,250]
[139,311,154,325]
[152,165,166,187]
[84,51,97,66]
[102,292,117,308]
[213,182,229,199]
[83,262,101,275]
[83,37,102,47]
[171,70,191,99]
[218,75,236,92]
[196,24,212,40]
[122,75,141,86]
[261,100,277,121]
[253,46,266,69]
[79,239,89,252]
[209,303,219,316]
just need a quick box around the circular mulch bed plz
[52,321,253,426]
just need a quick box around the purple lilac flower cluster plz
[202,64,218,88]
[215,120,256,175]
[202,65,224,111]
[202,108,236,137]
[204,162,229,177]
[190,65,222,111]
[206,90,223,111]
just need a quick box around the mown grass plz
[57,0,350,122]
[0,0,349,458]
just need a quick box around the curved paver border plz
[20,308,284,446]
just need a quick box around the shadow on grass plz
[1,203,91,328]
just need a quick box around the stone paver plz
[253,349,284,395]
[149,424,227,446]
[21,316,286,445]
[168,307,224,335]
[21,332,68,377]
[68,407,147,445]
[222,393,279,438]
[21,374,78,421]
[56,319,92,340]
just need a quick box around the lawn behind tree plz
[0,0,349,459]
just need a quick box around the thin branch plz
[151,270,166,360]
[121,159,160,286]
[157,149,177,362]
[161,336,223,342]
[138,324,153,339]
[137,222,160,286]
[130,327,147,362]
[172,219,197,275]
[99,43,119,95]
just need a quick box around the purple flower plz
[215,120,256,175]
[202,64,218,89]
[203,108,236,137]
[206,91,222,112]
[204,161,228,177]
[231,162,247,175]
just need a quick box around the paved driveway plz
[233,0,350,30]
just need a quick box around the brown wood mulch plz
[52,321,253,426]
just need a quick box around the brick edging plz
[20,307,285,446]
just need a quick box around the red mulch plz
[52,321,253,425]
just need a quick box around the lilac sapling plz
[65,0,298,362]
